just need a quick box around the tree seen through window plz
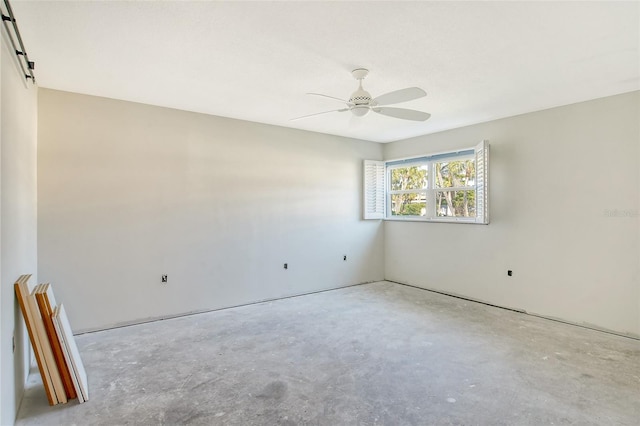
[435,160,476,217]
[390,165,427,216]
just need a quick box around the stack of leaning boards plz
[15,275,89,405]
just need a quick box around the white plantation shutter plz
[475,140,489,224]
[363,160,385,219]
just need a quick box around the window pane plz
[391,193,426,216]
[436,190,476,217]
[434,159,475,188]
[390,165,428,191]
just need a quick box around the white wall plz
[384,91,640,337]
[38,89,384,332]
[0,30,38,425]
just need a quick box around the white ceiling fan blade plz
[307,93,354,105]
[373,107,431,121]
[373,87,426,106]
[290,108,349,121]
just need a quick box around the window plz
[434,158,476,218]
[363,140,489,224]
[389,163,428,217]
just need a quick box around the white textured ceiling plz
[11,1,640,143]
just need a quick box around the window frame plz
[387,161,429,218]
[383,142,488,224]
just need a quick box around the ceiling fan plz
[292,68,431,122]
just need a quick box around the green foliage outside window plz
[390,165,427,216]
[390,165,427,191]
[401,202,426,216]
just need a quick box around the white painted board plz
[53,304,89,402]
[15,277,60,405]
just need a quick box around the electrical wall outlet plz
[284,263,288,270]
[161,274,168,283]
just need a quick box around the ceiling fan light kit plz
[292,68,430,122]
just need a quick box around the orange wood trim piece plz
[35,283,77,400]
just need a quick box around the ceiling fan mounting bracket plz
[351,68,369,81]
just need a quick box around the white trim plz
[385,217,476,223]
[388,189,429,196]
[384,147,476,165]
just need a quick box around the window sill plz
[384,217,486,224]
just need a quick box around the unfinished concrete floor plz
[16,281,640,425]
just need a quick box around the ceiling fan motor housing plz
[349,69,372,116]
[349,89,372,106]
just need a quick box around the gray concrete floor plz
[16,281,640,425]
